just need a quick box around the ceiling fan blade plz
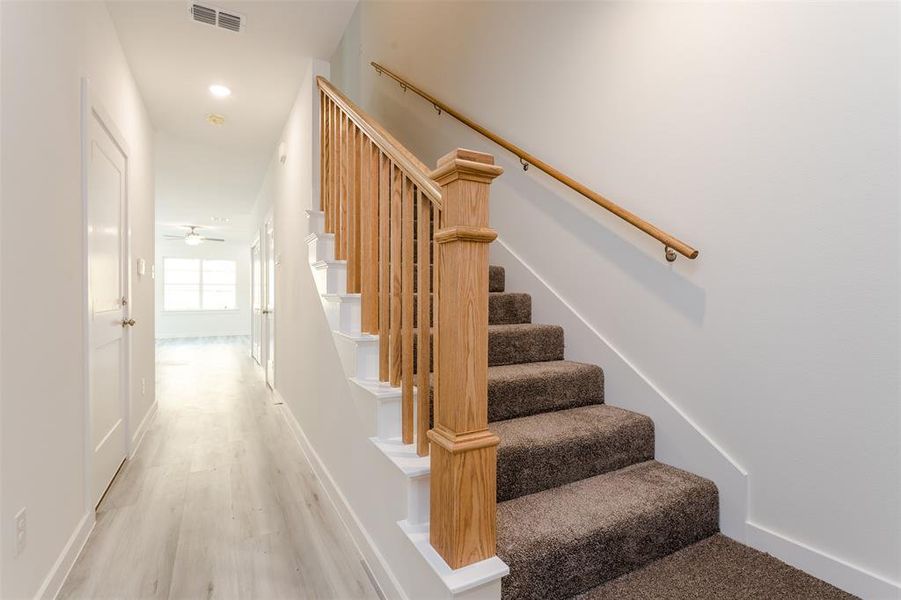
[202,237,226,242]
[162,235,184,239]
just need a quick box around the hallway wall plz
[328,2,900,596]
[0,2,155,597]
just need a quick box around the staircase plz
[479,265,854,600]
[313,75,856,600]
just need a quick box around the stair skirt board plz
[304,211,860,600]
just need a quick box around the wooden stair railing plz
[318,76,504,569]
[370,62,699,262]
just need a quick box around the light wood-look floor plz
[59,336,381,600]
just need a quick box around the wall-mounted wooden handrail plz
[318,76,443,207]
[370,62,699,261]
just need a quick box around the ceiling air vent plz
[188,3,245,33]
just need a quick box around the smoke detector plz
[188,3,245,33]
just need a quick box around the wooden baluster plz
[432,199,440,443]
[359,137,372,330]
[389,164,402,386]
[336,112,347,260]
[324,100,333,233]
[319,91,325,212]
[428,149,503,569]
[362,140,379,334]
[378,154,390,380]
[329,101,337,235]
[401,177,415,444]
[348,125,361,292]
[416,191,432,456]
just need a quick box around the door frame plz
[250,235,262,364]
[81,78,133,512]
[262,215,275,389]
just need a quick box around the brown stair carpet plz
[572,534,857,600]
[493,404,654,501]
[497,461,719,600]
[436,264,854,599]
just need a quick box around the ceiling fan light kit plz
[163,225,227,246]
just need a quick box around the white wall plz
[328,1,900,595]
[154,239,251,339]
[0,2,155,597]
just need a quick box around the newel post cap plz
[431,148,504,185]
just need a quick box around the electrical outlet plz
[141,377,146,396]
[14,508,26,557]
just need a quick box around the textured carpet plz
[497,461,719,600]
[493,404,654,501]
[572,534,858,599]
[425,264,852,599]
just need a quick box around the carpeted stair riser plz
[572,534,858,600]
[412,264,506,293]
[493,405,654,502]
[412,292,532,328]
[496,461,719,600]
[487,361,604,422]
[414,323,564,373]
[489,324,564,366]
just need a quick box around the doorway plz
[84,84,132,508]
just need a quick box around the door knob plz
[121,318,136,327]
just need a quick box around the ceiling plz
[107,1,357,242]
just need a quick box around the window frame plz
[162,256,239,313]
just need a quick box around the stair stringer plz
[302,210,508,600]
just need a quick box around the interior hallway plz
[58,337,381,600]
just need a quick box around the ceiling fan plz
[163,225,225,246]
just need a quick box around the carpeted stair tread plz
[497,460,719,600]
[488,360,603,422]
[413,292,531,327]
[489,323,564,366]
[571,534,858,600]
[493,405,654,502]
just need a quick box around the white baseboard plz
[747,522,901,600]
[130,399,158,457]
[275,389,405,600]
[35,511,94,600]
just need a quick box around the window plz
[163,258,237,311]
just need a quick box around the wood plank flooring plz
[59,336,381,600]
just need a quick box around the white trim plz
[129,399,158,457]
[746,522,901,600]
[276,390,405,600]
[35,511,94,600]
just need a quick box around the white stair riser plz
[307,210,325,233]
[313,263,346,295]
[307,234,335,265]
[407,475,431,526]
[377,395,402,440]
[323,297,361,335]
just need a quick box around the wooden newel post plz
[428,149,503,569]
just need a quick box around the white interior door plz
[264,219,275,388]
[87,108,130,507]
[251,239,262,364]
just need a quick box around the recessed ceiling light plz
[209,84,231,98]
[207,113,226,126]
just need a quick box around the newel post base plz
[428,149,504,570]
